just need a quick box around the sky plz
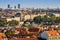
[0,0,60,9]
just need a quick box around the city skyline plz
[0,0,60,9]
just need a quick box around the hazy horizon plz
[0,0,60,9]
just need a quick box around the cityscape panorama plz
[0,0,60,40]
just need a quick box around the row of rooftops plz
[0,25,60,40]
[45,30,60,36]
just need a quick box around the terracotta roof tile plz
[57,30,60,34]
[28,27,39,32]
[14,28,24,31]
[46,30,59,36]
[0,33,6,40]
[0,36,3,40]
[8,38,38,40]
[0,33,6,37]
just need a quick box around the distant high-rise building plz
[8,4,10,8]
[14,6,16,9]
[18,4,20,9]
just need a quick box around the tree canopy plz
[33,16,42,24]
[7,20,19,26]
[0,20,7,26]
[33,14,59,24]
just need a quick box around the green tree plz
[0,20,7,26]
[42,15,50,22]
[5,30,13,35]
[22,23,33,29]
[22,23,27,27]
[50,14,56,22]
[33,16,42,23]
[8,20,19,26]
[55,17,60,23]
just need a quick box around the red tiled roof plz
[14,27,25,31]
[0,29,2,33]
[28,27,39,32]
[46,30,59,36]
[8,38,38,40]
[0,33,6,40]
[0,36,3,40]
[57,30,60,34]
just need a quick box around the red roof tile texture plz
[8,38,38,40]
